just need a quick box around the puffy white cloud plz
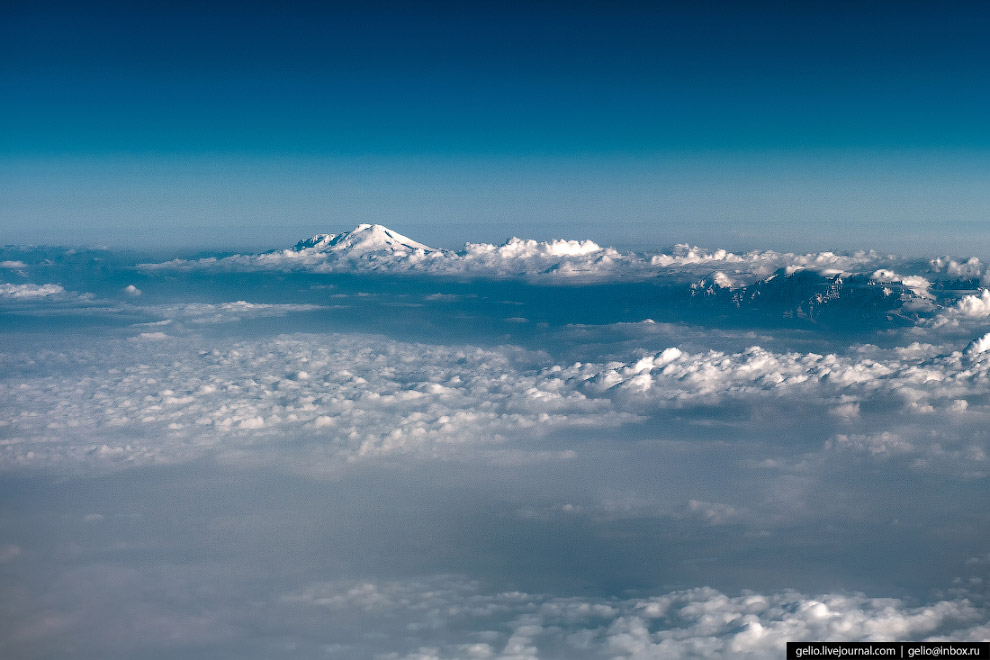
[4,330,990,475]
[871,270,933,299]
[279,576,989,660]
[926,290,990,329]
[0,333,635,472]
[0,283,66,299]
[554,343,988,412]
[652,245,886,281]
[952,290,990,318]
[931,256,990,286]
[968,333,990,355]
[0,282,99,306]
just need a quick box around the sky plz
[4,6,990,655]
[3,1,990,253]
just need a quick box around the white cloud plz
[826,432,912,456]
[4,331,990,475]
[952,290,990,317]
[146,301,325,324]
[830,402,860,419]
[0,283,66,299]
[931,256,990,286]
[926,290,990,328]
[0,333,636,472]
[871,270,933,299]
[968,333,990,355]
[131,331,170,341]
[279,576,989,660]
[556,343,979,411]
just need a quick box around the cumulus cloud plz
[871,269,933,299]
[968,333,990,355]
[3,329,990,476]
[278,576,989,660]
[931,256,990,287]
[652,244,887,281]
[950,290,990,318]
[0,282,99,307]
[0,333,635,472]
[555,342,989,413]
[925,289,990,329]
[0,283,66,299]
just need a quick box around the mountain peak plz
[294,224,433,254]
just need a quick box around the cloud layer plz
[0,333,631,472]
[3,328,990,477]
[140,224,909,285]
[274,576,990,659]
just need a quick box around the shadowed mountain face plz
[689,269,921,327]
[2,227,990,659]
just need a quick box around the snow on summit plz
[293,223,433,254]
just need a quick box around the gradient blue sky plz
[4,0,990,252]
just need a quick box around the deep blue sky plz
[5,0,990,154]
[4,1,990,251]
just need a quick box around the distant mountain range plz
[124,223,990,327]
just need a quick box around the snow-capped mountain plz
[292,224,433,255]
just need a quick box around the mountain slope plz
[293,224,432,254]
